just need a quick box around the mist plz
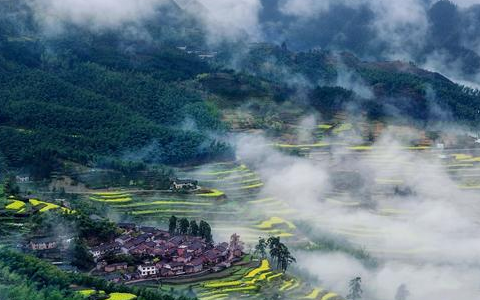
[233,128,480,300]
[19,0,480,83]
[28,0,170,32]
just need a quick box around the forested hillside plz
[0,12,233,174]
[1,0,480,177]
[236,44,480,123]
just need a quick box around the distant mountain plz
[221,43,480,123]
[256,0,480,81]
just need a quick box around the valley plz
[2,1,480,300]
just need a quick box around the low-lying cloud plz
[234,127,480,300]
[27,0,263,42]
[29,0,168,32]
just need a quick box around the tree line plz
[168,216,213,243]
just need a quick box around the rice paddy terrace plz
[83,164,329,300]
[14,118,477,300]
[0,192,74,247]
[79,155,351,299]
[69,118,480,299]
[270,119,480,261]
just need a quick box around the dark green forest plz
[0,26,232,174]
[1,0,480,179]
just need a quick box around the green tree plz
[168,215,178,235]
[279,244,296,272]
[265,236,295,271]
[179,218,189,235]
[199,220,213,243]
[70,239,95,271]
[254,237,267,259]
[189,220,199,236]
[267,236,281,267]
[347,277,363,300]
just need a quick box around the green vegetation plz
[0,265,85,300]
[0,25,232,177]
[265,236,296,272]
[80,164,174,190]
[0,248,189,300]
[168,216,213,243]
[0,181,6,206]
[239,43,480,126]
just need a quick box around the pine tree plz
[199,220,207,238]
[254,237,267,259]
[203,222,213,243]
[189,220,199,236]
[179,218,189,235]
[279,244,296,272]
[168,215,177,235]
[347,277,363,300]
[267,236,281,267]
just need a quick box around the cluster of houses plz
[90,223,244,282]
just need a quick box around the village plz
[28,220,245,283]
[91,222,244,283]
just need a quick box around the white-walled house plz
[138,264,158,277]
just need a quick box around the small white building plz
[138,264,158,277]
[16,175,30,183]
[29,238,57,251]
[170,178,198,191]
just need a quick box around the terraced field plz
[81,161,341,299]
[143,258,343,300]
[275,120,480,264]
[193,259,341,300]
[76,120,480,299]
[78,289,137,300]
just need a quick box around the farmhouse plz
[138,263,158,277]
[104,262,128,273]
[185,258,204,273]
[16,175,30,183]
[29,237,58,251]
[104,273,122,283]
[170,178,198,191]
[90,242,121,260]
[203,249,222,264]
[165,261,185,275]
